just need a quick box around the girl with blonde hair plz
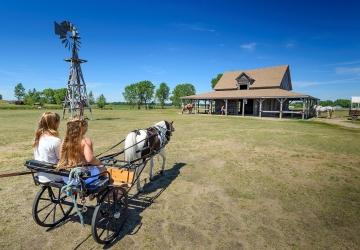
[33,112,62,182]
[57,118,104,183]
[33,112,61,162]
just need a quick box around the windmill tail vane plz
[54,20,92,120]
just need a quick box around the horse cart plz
[24,121,173,245]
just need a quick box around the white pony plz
[124,120,175,192]
[314,105,334,118]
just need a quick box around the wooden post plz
[204,100,207,114]
[209,100,212,114]
[225,99,228,115]
[307,98,310,118]
[302,98,305,119]
[259,99,264,117]
[242,99,246,116]
[278,98,284,119]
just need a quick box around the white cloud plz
[174,23,216,33]
[142,65,166,75]
[294,77,360,88]
[285,42,295,48]
[240,42,257,51]
[335,66,360,75]
[324,60,360,67]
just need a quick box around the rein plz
[99,125,171,162]
[0,170,32,178]
[99,128,158,160]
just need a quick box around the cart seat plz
[25,160,69,176]
[25,159,110,193]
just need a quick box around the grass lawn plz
[0,109,359,249]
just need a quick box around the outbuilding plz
[181,65,318,119]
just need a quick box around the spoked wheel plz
[91,187,128,244]
[32,186,75,227]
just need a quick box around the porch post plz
[259,98,264,117]
[242,99,246,116]
[225,99,228,115]
[302,98,305,119]
[307,98,310,118]
[279,98,284,119]
[197,100,200,114]
[209,100,212,114]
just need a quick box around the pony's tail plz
[124,132,137,162]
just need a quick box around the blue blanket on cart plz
[62,166,103,185]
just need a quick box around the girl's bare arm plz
[82,137,102,166]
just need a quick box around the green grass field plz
[0,109,359,249]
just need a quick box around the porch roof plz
[181,88,317,100]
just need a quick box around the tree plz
[171,83,196,107]
[136,80,155,109]
[88,91,95,105]
[211,73,223,89]
[155,82,170,108]
[0,94,2,100]
[123,84,138,108]
[97,94,106,109]
[42,88,55,104]
[53,88,67,105]
[24,88,43,105]
[319,100,334,106]
[123,80,155,109]
[334,99,351,108]
[14,83,25,101]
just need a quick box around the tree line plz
[122,81,195,108]
[12,83,107,108]
[6,74,351,109]
[319,99,351,108]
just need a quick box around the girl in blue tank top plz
[56,118,105,184]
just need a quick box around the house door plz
[245,99,254,115]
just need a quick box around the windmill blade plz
[54,20,81,51]
[54,21,67,37]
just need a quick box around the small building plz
[181,65,318,119]
[351,96,360,109]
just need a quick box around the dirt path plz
[311,118,360,129]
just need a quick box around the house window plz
[236,74,252,90]
[239,84,248,90]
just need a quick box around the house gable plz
[235,73,255,90]
[279,67,292,90]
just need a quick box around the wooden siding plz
[280,68,292,90]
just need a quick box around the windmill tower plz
[54,21,92,119]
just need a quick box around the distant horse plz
[314,105,334,118]
[182,103,195,114]
[124,120,175,192]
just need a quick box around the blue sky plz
[0,0,359,101]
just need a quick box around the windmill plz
[54,21,92,119]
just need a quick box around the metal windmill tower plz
[54,21,92,119]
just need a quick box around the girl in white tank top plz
[33,112,62,183]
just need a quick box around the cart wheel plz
[91,187,128,244]
[32,186,75,227]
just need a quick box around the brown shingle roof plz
[181,88,315,100]
[214,65,289,90]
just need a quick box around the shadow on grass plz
[104,162,186,249]
[54,162,186,249]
